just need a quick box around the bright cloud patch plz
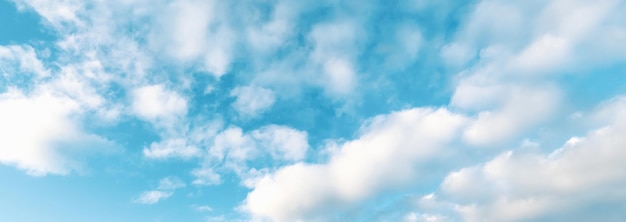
[436,97,626,221]
[0,89,80,175]
[3,0,626,221]
[131,84,187,123]
[250,125,309,162]
[229,85,276,118]
[0,87,113,176]
[244,108,467,221]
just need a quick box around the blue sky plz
[1,0,626,221]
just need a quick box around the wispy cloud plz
[133,177,186,205]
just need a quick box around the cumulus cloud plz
[149,0,234,77]
[209,127,258,164]
[230,85,276,118]
[251,125,309,162]
[0,46,115,176]
[6,0,626,221]
[445,0,626,147]
[243,1,307,57]
[244,108,467,221]
[142,115,222,160]
[130,84,187,124]
[192,125,310,187]
[459,84,562,146]
[0,89,80,175]
[211,125,307,163]
[12,0,83,27]
[309,19,361,96]
[436,96,626,221]
[0,45,49,78]
[192,168,222,186]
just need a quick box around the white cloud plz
[445,0,615,147]
[0,89,79,175]
[148,0,234,77]
[0,43,122,176]
[203,126,259,178]
[158,177,186,190]
[244,108,468,221]
[142,118,222,160]
[47,63,107,110]
[209,127,257,163]
[192,168,222,186]
[246,16,291,54]
[133,190,172,205]
[451,0,626,78]
[0,45,50,78]
[251,125,309,162]
[437,96,626,221]
[0,87,114,176]
[460,84,561,146]
[195,125,310,187]
[321,58,356,96]
[440,42,474,68]
[143,138,201,159]
[508,34,571,76]
[443,0,626,150]
[130,84,187,123]
[8,0,626,220]
[230,85,276,118]
[199,20,235,78]
[161,0,213,61]
[309,20,361,96]
[134,177,186,205]
[12,0,83,27]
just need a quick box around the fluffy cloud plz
[244,1,307,55]
[205,125,308,164]
[0,88,114,176]
[209,127,257,164]
[230,85,276,118]
[142,114,222,160]
[148,0,234,77]
[0,45,115,176]
[0,45,49,78]
[0,89,80,175]
[192,168,222,186]
[6,0,626,221]
[429,96,626,221]
[250,125,309,162]
[244,108,467,221]
[12,0,83,27]
[446,0,626,147]
[190,125,310,187]
[130,84,187,124]
[458,83,561,146]
[309,19,361,96]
